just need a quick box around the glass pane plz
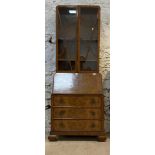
[80,7,99,71]
[57,7,77,71]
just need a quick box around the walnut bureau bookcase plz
[48,5,106,141]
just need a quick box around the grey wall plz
[45,0,110,133]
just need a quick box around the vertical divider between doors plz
[56,6,59,72]
[97,7,101,73]
[77,6,80,73]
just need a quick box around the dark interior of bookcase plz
[57,6,99,72]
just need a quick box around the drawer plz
[53,108,101,119]
[52,120,102,131]
[53,95,101,107]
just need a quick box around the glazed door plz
[57,6,78,72]
[79,7,100,72]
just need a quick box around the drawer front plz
[53,108,101,119]
[53,95,101,107]
[53,120,102,131]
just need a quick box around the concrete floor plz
[45,136,110,155]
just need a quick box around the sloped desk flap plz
[53,73,103,94]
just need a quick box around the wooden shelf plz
[58,38,76,41]
[58,39,98,41]
[80,60,97,62]
[58,59,76,61]
[80,39,98,41]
